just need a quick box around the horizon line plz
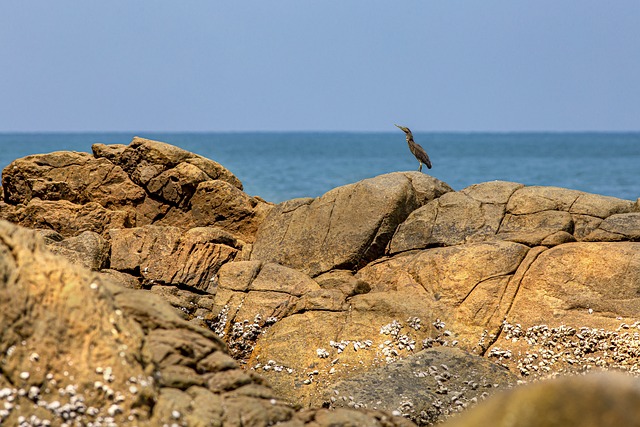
[1,129,639,135]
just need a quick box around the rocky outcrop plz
[1,150,146,208]
[0,220,413,427]
[2,138,640,426]
[250,172,452,277]
[1,137,271,243]
[0,219,268,425]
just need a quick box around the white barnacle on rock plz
[316,348,329,358]
[103,366,115,382]
[107,404,122,416]
[29,352,40,362]
[27,386,40,399]
[433,319,445,330]
[407,317,422,330]
[329,340,349,353]
[19,371,30,380]
[380,320,402,337]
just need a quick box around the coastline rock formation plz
[1,136,640,426]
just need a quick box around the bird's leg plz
[418,162,423,172]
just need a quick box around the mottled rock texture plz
[327,347,517,425]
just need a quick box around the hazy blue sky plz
[1,1,638,132]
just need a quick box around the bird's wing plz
[413,142,432,169]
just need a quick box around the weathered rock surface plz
[46,230,110,270]
[3,199,136,237]
[1,150,146,208]
[327,347,517,425]
[442,372,640,427]
[389,182,639,253]
[95,137,242,194]
[190,179,272,242]
[251,172,452,277]
[109,225,244,291]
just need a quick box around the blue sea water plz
[0,132,638,203]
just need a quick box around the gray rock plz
[327,347,517,426]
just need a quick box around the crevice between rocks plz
[481,246,548,356]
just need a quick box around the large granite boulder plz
[250,172,452,277]
[94,137,242,195]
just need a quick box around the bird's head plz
[394,124,411,134]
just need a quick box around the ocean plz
[0,132,638,204]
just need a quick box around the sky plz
[0,1,638,132]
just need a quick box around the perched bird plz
[395,124,432,172]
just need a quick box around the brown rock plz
[390,182,637,252]
[508,242,640,327]
[442,373,640,427]
[498,210,574,245]
[99,137,242,197]
[47,230,110,270]
[91,142,128,162]
[11,199,135,237]
[109,225,241,291]
[569,192,637,218]
[284,408,417,427]
[1,150,145,208]
[190,179,273,243]
[213,261,322,332]
[389,181,522,252]
[506,186,583,214]
[251,172,452,276]
[585,212,640,241]
[314,270,371,296]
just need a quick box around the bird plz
[395,124,432,172]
